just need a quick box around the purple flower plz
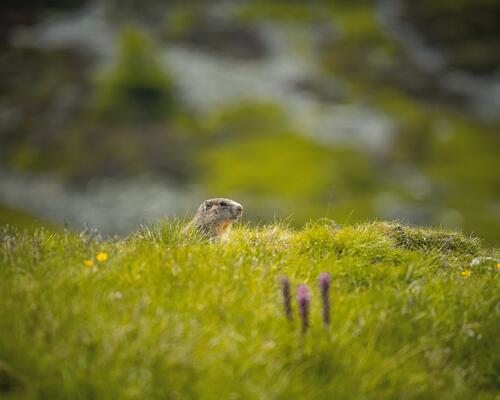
[319,272,331,327]
[297,284,310,333]
[280,275,293,321]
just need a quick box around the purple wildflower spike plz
[319,272,331,327]
[297,284,310,333]
[280,275,293,321]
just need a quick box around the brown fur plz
[185,198,243,239]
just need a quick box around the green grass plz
[0,221,498,399]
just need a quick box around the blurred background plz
[0,0,499,243]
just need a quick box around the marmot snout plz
[185,198,243,239]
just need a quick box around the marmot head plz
[192,198,243,238]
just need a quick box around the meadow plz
[0,221,498,399]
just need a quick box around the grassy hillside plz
[0,221,498,399]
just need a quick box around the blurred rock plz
[10,2,115,61]
[176,20,269,60]
[376,0,500,120]
[293,76,345,103]
[0,169,201,235]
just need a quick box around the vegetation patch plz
[379,221,481,257]
[0,221,498,399]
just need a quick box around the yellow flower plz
[83,259,94,267]
[497,263,500,270]
[461,269,471,278]
[96,252,108,262]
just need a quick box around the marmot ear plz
[204,201,213,211]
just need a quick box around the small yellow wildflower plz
[96,252,108,262]
[497,263,500,270]
[461,269,471,278]
[83,259,94,267]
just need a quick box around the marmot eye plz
[219,201,228,207]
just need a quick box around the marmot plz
[185,198,243,239]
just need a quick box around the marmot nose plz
[235,205,243,213]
